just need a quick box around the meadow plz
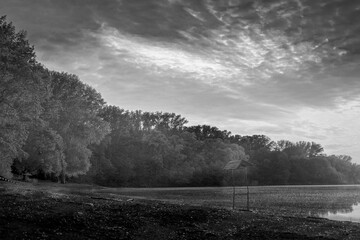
[37,183,360,222]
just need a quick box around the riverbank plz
[1,182,360,239]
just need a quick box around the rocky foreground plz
[1,183,360,240]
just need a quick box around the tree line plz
[1,16,360,186]
[0,16,109,182]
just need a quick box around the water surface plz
[319,203,360,223]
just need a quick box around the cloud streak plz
[95,25,239,83]
[89,0,352,92]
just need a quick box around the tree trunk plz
[60,157,66,184]
[61,170,66,184]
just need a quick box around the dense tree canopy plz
[84,107,360,187]
[0,16,42,177]
[0,17,109,181]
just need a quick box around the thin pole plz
[246,167,249,211]
[232,169,235,209]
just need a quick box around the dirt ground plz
[1,183,360,240]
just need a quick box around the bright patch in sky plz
[95,21,343,87]
[96,25,237,84]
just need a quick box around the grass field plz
[34,183,360,221]
[3,182,360,239]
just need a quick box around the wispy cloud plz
[95,21,343,90]
[91,0,350,93]
[93,24,248,84]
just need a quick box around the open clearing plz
[2,182,360,239]
[42,183,360,219]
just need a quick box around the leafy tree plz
[0,16,43,177]
[279,141,324,158]
[185,125,231,141]
[13,126,64,178]
[309,142,324,157]
[275,140,294,152]
[239,135,275,157]
[256,152,290,185]
[328,155,355,183]
[153,112,188,133]
[47,72,110,183]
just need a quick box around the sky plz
[1,0,360,161]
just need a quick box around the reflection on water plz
[318,203,360,223]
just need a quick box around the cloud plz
[83,0,360,116]
[324,144,351,151]
[94,24,241,83]
[184,7,206,22]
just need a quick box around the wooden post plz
[60,159,66,184]
[232,169,235,210]
[245,167,249,211]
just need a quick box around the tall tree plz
[185,125,231,141]
[0,16,43,177]
[239,135,275,157]
[47,72,110,183]
[279,141,324,158]
[12,126,64,178]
